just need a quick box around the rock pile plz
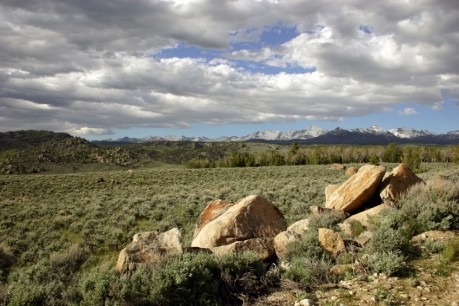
[116,163,425,273]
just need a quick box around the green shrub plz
[441,240,459,262]
[218,252,276,304]
[396,176,459,234]
[362,251,405,276]
[285,229,331,262]
[308,211,347,231]
[424,240,444,254]
[283,258,335,289]
[79,263,120,306]
[0,245,15,281]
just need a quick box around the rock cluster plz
[116,163,425,273]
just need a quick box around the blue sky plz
[0,0,457,139]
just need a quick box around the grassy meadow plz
[0,162,458,305]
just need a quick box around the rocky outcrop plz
[379,163,425,202]
[274,218,310,260]
[191,195,287,249]
[325,165,386,213]
[117,228,183,273]
[318,228,345,256]
[212,237,275,261]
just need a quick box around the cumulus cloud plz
[0,0,458,136]
[399,108,418,116]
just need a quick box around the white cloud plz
[399,108,417,116]
[0,0,457,136]
[432,102,444,111]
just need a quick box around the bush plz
[283,258,335,289]
[149,253,220,305]
[218,252,276,304]
[396,176,459,234]
[285,229,332,262]
[151,252,274,305]
[362,251,405,276]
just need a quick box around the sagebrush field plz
[1,163,458,305]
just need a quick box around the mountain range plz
[99,125,459,145]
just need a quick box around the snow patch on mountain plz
[351,125,387,135]
[388,127,436,139]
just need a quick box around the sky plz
[0,0,458,140]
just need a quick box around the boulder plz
[325,165,386,213]
[309,205,348,219]
[354,230,373,246]
[329,163,346,171]
[379,163,425,202]
[194,199,233,237]
[324,184,340,205]
[345,203,392,227]
[318,228,345,256]
[287,218,310,235]
[211,237,275,261]
[337,219,364,237]
[345,166,358,176]
[191,195,287,249]
[274,218,310,260]
[117,228,183,273]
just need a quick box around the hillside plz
[0,131,141,174]
[0,131,246,174]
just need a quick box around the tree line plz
[186,143,459,170]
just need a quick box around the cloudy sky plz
[1,0,458,139]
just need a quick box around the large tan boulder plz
[194,199,233,237]
[379,164,425,202]
[117,228,183,273]
[211,237,275,261]
[325,184,340,205]
[345,167,358,176]
[318,228,345,256]
[325,165,386,213]
[345,203,392,227]
[274,218,310,260]
[191,195,287,249]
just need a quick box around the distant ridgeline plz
[0,130,458,174]
[0,130,140,174]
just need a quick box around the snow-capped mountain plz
[235,126,329,141]
[97,125,458,144]
[238,130,285,141]
[388,127,436,139]
[351,125,388,135]
[285,126,328,139]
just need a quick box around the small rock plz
[295,299,315,306]
[318,228,345,256]
[329,163,346,171]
